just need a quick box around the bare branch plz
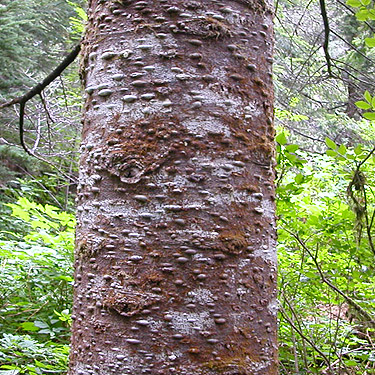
[279,304,333,370]
[319,0,333,77]
[0,43,80,157]
[0,44,81,110]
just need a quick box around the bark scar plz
[103,289,160,317]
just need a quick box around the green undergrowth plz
[277,131,375,374]
[0,195,74,375]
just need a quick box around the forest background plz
[0,0,375,374]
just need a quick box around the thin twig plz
[349,146,375,255]
[362,183,375,256]
[331,29,373,63]
[31,116,42,153]
[17,166,64,208]
[357,145,375,169]
[39,92,55,124]
[59,75,69,109]
[19,101,30,155]
[287,230,375,326]
[279,304,333,370]
[281,292,310,370]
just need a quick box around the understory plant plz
[277,131,375,374]
[0,196,74,375]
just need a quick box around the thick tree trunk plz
[69,0,277,374]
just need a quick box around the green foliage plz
[275,107,309,122]
[355,90,375,120]
[66,0,87,39]
[346,0,375,21]
[276,130,308,198]
[277,132,375,374]
[0,334,69,375]
[0,197,74,374]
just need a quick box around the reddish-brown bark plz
[69,0,277,374]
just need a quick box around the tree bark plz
[69,0,277,374]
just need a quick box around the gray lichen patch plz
[72,346,144,375]
[244,100,264,119]
[182,116,231,137]
[253,237,277,265]
[168,311,214,335]
[261,198,275,219]
[174,227,220,242]
[187,289,214,305]
[84,33,180,94]
[184,86,245,116]
[78,199,165,226]
[268,297,278,317]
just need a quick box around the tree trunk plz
[69,0,277,374]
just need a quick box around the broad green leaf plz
[285,152,297,162]
[363,112,375,120]
[307,215,319,224]
[326,150,337,157]
[354,144,363,154]
[338,144,347,155]
[364,90,372,102]
[362,0,371,5]
[34,360,48,368]
[358,153,370,159]
[54,275,74,282]
[285,144,299,152]
[304,271,317,279]
[7,206,30,222]
[344,359,358,366]
[295,173,304,184]
[20,322,39,332]
[325,137,337,149]
[346,0,361,5]
[276,132,287,145]
[352,270,361,280]
[355,100,371,109]
[356,9,370,20]
[365,37,375,47]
